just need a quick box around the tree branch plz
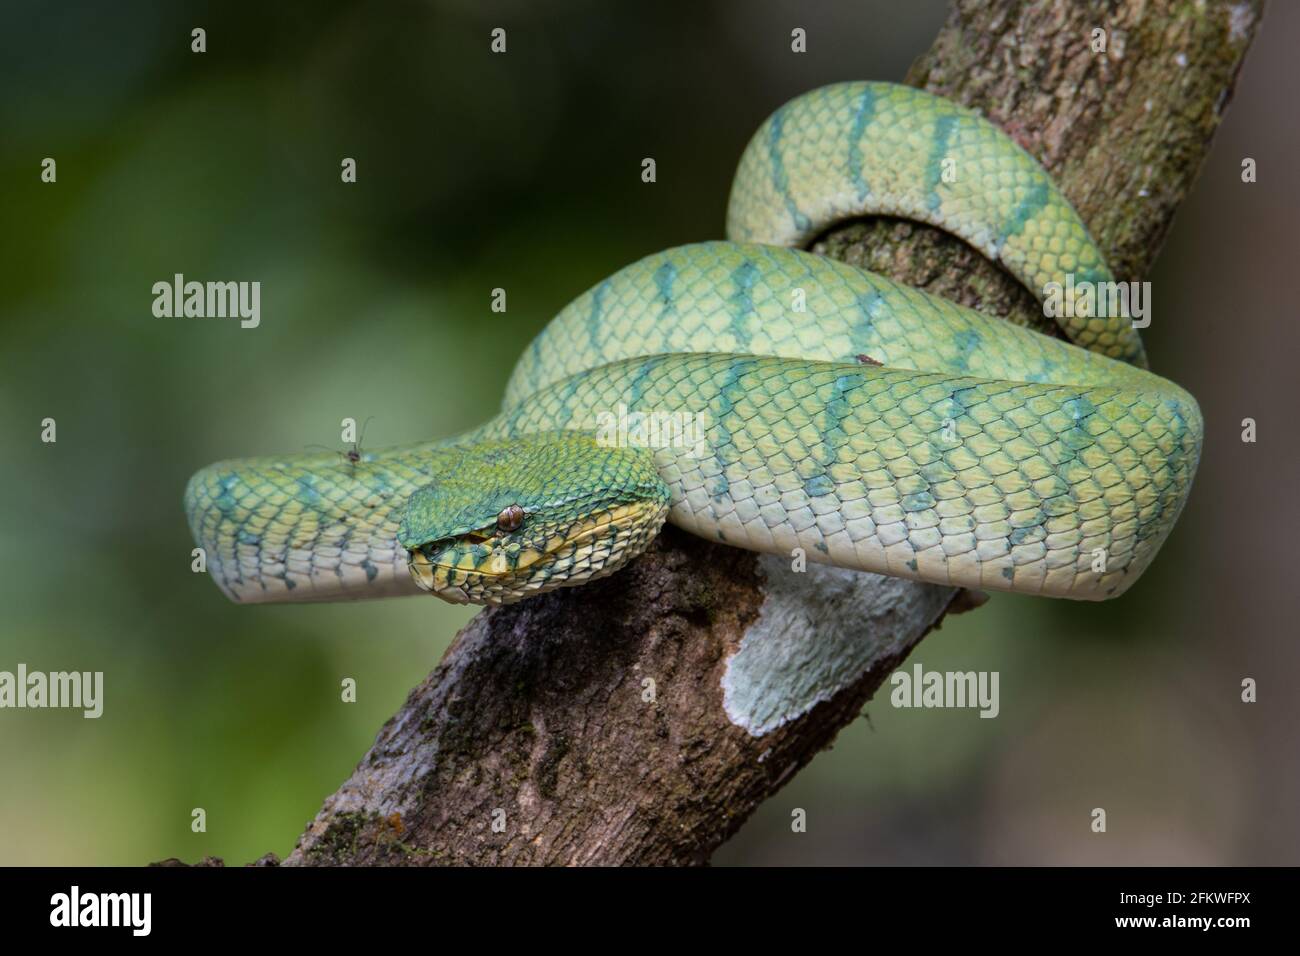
[278,0,1262,867]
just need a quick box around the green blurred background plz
[1,0,1295,865]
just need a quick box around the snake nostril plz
[407,549,435,592]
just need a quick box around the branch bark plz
[279,0,1263,867]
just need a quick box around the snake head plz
[398,432,670,605]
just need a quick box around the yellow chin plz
[405,501,665,606]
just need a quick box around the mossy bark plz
[277,0,1262,867]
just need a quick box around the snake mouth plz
[405,501,667,605]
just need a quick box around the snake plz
[185,82,1202,606]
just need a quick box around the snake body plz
[185,82,1201,605]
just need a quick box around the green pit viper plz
[185,82,1202,606]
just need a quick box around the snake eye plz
[496,504,524,533]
